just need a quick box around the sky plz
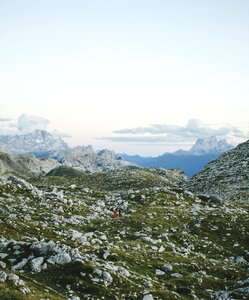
[0,0,248,155]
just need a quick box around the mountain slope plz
[182,140,249,201]
[0,149,60,177]
[0,170,248,299]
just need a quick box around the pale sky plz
[0,0,248,155]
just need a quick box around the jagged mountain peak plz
[0,129,70,160]
[188,136,233,155]
[98,149,120,160]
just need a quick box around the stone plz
[12,259,28,271]
[30,257,44,273]
[118,266,130,277]
[142,294,154,300]
[162,263,173,272]
[93,269,103,277]
[155,269,165,275]
[8,273,25,286]
[158,246,165,253]
[48,253,71,265]
[0,271,7,282]
[144,281,153,287]
[102,271,113,284]
[20,286,31,294]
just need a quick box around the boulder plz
[30,257,44,273]
[102,271,113,284]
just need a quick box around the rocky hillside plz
[0,169,248,300]
[182,140,249,201]
[0,149,59,177]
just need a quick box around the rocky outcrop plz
[182,140,249,201]
[0,149,60,177]
[61,146,133,172]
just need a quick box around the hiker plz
[118,207,122,218]
[113,208,118,219]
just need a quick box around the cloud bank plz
[0,117,12,122]
[102,119,249,144]
[0,114,70,138]
[17,114,50,132]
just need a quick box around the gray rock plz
[8,273,25,286]
[93,268,103,277]
[12,259,28,271]
[162,263,173,272]
[20,286,31,294]
[48,253,71,265]
[30,257,44,273]
[142,294,154,300]
[155,269,165,275]
[144,281,153,287]
[0,271,7,282]
[102,271,113,284]
[118,266,130,277]
[158,246,165,253]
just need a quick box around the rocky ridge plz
[0,149,60,177]
[62,146,132,172]
[182,140,249,201]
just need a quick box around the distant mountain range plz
[121,137,234,177]
[0,130,132,174]
[0,131,235,176]
[0,130,69,161]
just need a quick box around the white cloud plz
[51,130,71,138]
[103,119,249,144]
[0,113,50,136]
[0,114,70,139]
[0,117,12,122]
[17,113,50,132]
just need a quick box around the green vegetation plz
[0,169,248,299]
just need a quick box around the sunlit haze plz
[1,0,248,155]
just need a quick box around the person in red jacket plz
[113,208,117,219]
